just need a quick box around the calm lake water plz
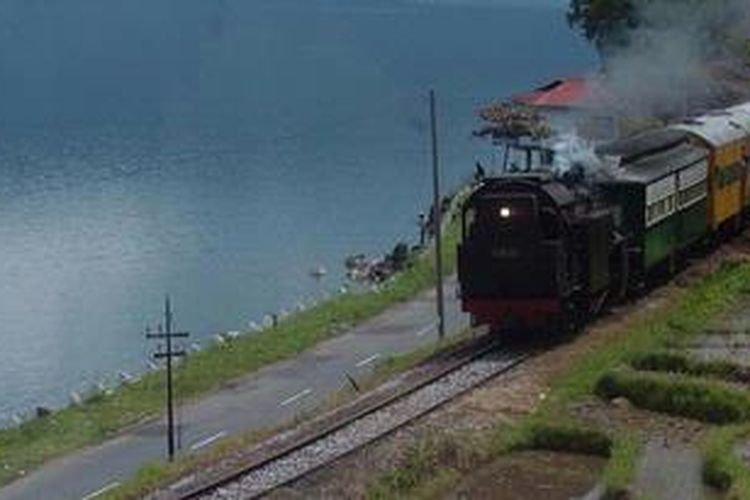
[0,0,595,423]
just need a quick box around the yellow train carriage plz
[671,111,750,232]
[726,103,750,210]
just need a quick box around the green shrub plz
[512,422,611,456]
[596,369,750,424]
[630,351,744,381]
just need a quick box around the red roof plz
[513,77,607,109]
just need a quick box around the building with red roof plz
[512,77,612,109]
[511,76,618,140]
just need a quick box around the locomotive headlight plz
[499,206,511,219]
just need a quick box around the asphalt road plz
[1,278,467,500]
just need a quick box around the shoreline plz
[0,184,470,489]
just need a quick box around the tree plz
[567,0,639,52]
[567,0,744,56]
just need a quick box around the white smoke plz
[539,131,622,183]
[550,133,598,174]
[588,0,750,119]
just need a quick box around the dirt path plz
[634,441,718,500]
[446,451,606,500]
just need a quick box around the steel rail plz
[176,335,528,499]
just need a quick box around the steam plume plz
[589,0,750,119]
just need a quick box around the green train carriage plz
[597,130,710,284]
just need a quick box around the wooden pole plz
[429,89,445,340]
[146,296,188,461]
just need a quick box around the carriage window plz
[678,182,706,207]
[646,197,674,226]
[718,163,743,188]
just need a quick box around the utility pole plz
[418,211,426,247]
[146,296,189,461]
[429,89,445,340]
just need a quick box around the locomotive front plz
[458,175,597,332]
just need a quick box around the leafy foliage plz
[511,423,612,456]
[567,0,749,56]
[596,368,750,424]
[630,351,750,383]
[567,0,638,51]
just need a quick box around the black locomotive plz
[458,172,616,332]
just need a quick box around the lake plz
[0,0,595,423]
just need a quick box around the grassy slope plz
[0,191,467,487]
[365,260,750,499]
[522,261,750,496]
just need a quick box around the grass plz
[595,368,750,424]
[362,260,750,499]
[540,260,750,414]
[105,331,475,498]
[510,422,612,456]
[364,420,639,500]
[102,428,274,500]
[601,433,642,499]
[365,421,619,499]
[0,188,470,488]
[366,431,484,500]
[702,424,750,499]
[510,423,641,499]
[630,351,750,383]
[510,422,640,499]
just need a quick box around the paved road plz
[1,278,467,500]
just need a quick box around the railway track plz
[174,337,528,499]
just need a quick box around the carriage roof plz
[595,128,690,164]
[671,107,750,146]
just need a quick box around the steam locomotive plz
[458,103,750,333]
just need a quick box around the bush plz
[513,422,612,456]
[596,369,750,424]
[630,351,745,381]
